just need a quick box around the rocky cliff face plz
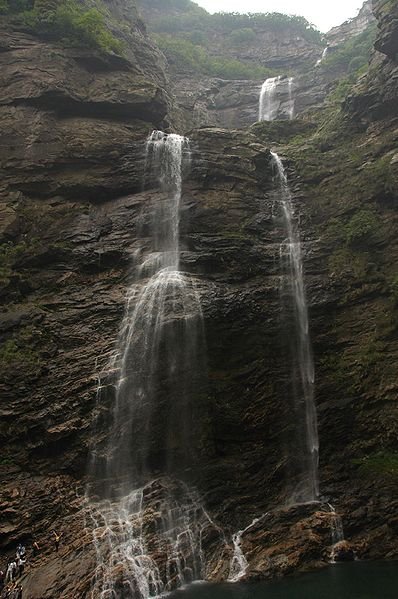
[345,0,398,121]
[1,0,398,596]
[136,0,327,129]
[136,0,377,131]
[373,0,398,57]
[136,0,322,72]
[0,0,173,567]
[326,0,375,48]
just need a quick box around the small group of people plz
[4,544,26,583]
[0,544,26,599]
[0,531,63,599]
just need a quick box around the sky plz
[193,0,365,33]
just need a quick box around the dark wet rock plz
[240,503,339,579]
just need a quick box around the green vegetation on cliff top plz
[0,0,123,53]
[321,23,377,76]
[136,0,321,79]
[155,34,274,80]
[138,0,321,42]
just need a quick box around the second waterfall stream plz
[272,151,319,503]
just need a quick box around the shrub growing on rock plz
[155,34,273,80]
[227,27,256,45]
[345,210,381,247]
[1,0,124,53]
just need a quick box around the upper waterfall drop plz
[143,130,191,272]
[259,76,280,122]
[259,76,295,122]
[271,151,319,503]
[98,130,199,491]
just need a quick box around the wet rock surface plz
[239,503,342,580]
[0,0,398,596]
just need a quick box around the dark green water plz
[169,562,398,599]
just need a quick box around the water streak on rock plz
[272,151,319,503]
[316,47,329,66]
[327,503,345,562]
[228,515,266,582]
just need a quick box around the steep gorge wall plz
[0,0,397,595]
[0,0,174,559]
[136,0,376,131]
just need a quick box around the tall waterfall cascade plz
[271,151,319,503]
[259,76,295,122]
[86,131,221,598]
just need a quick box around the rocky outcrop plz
[373,0,398,58]
[0,10,172,203]
[344,0,398,121]
[326,0,375,48]
[239,504,346,580]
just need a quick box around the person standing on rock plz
[32,540,40,558]
[16,556,25,579]
[52,531,62,553]
[5,560,17,583]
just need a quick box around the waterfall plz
[271,151,319,503]
[86,131,216,598]
[327,503,346,562]
[259,76,295,122]
[228,515,266,582]
[228,531,248,582]
[259,76,280,122]
[316,47,329,66]
[92,131,203,491]
[327,504,345,546]
[288,77,295,120]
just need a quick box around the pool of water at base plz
[169,561,398,599]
